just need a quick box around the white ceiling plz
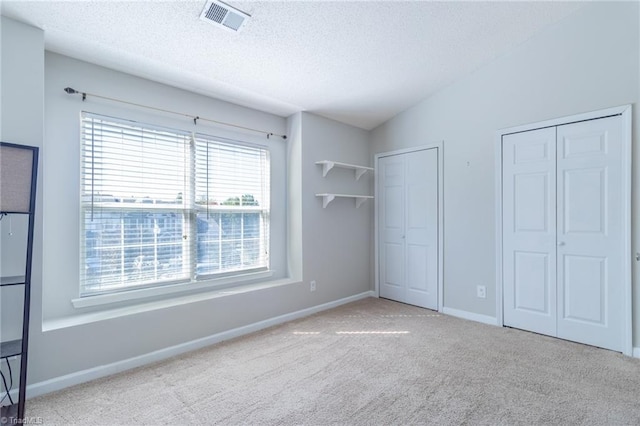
[1,1,585,130]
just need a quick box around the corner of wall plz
[1,15,46,387]
[286,113,303,282]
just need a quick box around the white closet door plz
[556,116,623,352]
[502,127,557,336]
[405,149,438,309]
[502,115,625,352]
[379,148,438,310]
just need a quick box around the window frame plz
[78,112,272,298]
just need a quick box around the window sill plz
[71,270,274,309]
[45,276,297,332]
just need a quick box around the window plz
[80,112,270,296]
[194,134,270,277]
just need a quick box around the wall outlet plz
[310,280,317,292]
[477,285,486,299]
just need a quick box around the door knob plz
[557,241,565,246]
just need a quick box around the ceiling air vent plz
[200,0,250,33]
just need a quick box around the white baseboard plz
[26,291,375,399]
[441,306,498,326]
[633,347,640,358]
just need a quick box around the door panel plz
[502,127,557,336]
[556,116,623,351]
[513,251,550,314]
[514,173,549,232]
[562,255,606,324]
[562,131,607,158]
[384,243,404,287]
[384,185,403,230]
[563,169,605,234]
[407,244,428,291]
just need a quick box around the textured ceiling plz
[1,1,585,130]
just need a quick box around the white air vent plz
[200,0,250,33]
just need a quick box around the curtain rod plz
[63,87,287,140]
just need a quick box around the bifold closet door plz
[503,115,624,352]
[555,116,623,351]
[502,127,557,337]
[379,148,438,310]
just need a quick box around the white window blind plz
[80,112,271,297]
[194,134,270,277]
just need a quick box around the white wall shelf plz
[316,193,373,209]
[315,160,373,181]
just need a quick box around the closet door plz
[379,148,438,310]
[556,116,623,352]
[502,127,557,336]
[502,115,625,352]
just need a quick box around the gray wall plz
[1,17,373,386]
[371,2,640,340]
[42,52,288,319]
[0,16,45,389]
[299,112,373,300]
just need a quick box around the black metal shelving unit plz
[0,142,38,425]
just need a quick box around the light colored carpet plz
[27,297,640,425]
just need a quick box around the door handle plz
[557,241,565,246]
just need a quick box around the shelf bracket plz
[321,161,335,177]
[321,194,335,208]
[355,197,368,208]
[355,167,367,181]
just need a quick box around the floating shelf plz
[315,160,373,181]
[316,193,373,209]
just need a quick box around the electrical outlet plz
[310,280,317,292]
[477,285,486,299]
